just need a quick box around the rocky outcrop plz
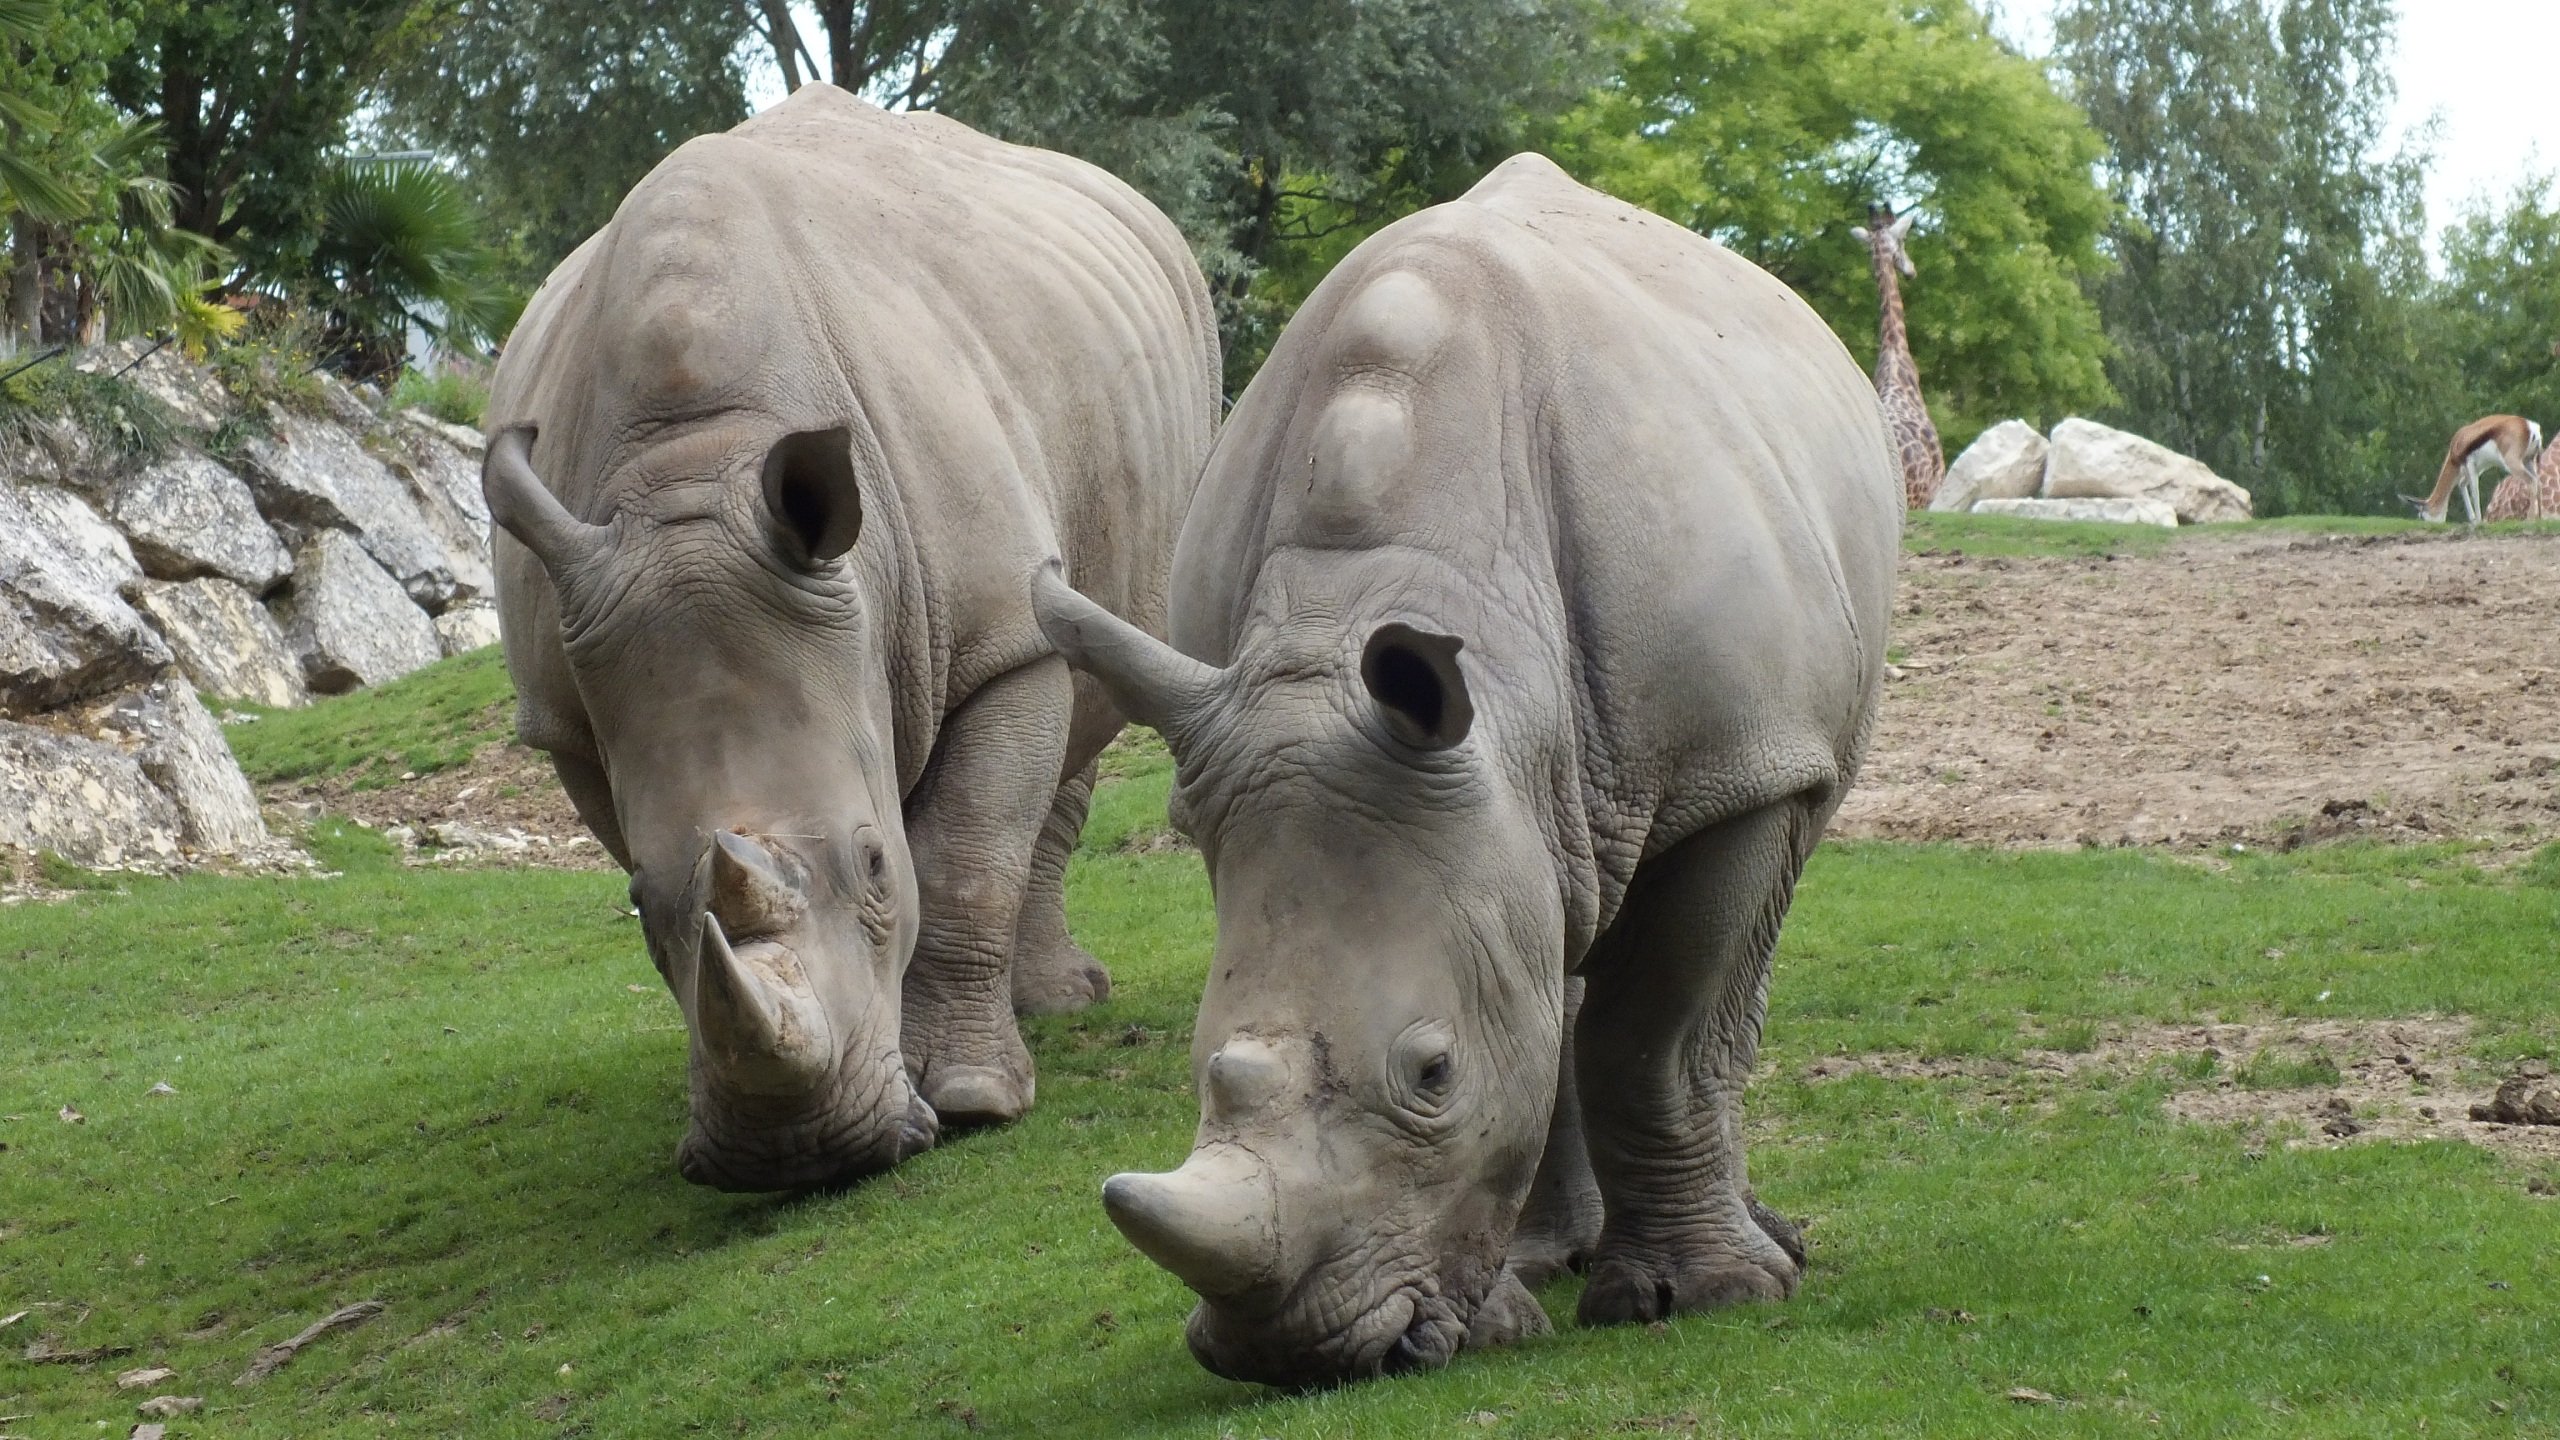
[1973,496,2180,528]
[2,345,494,870]
[97,454,294,591]
[0,477,171,713]
[1932,421,2048,513]
[2042,418,2253,523]
[134,578,308,708]
[273,530,445,693]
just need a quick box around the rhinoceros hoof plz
[1011,943,1113,1017]
[920,1062,1034,1128]
[1576,1247,1799,1327]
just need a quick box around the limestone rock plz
[2041,418,2253,523]
[433,598,502,656]
[98,454,293,592]
[77,340,231,430]
[0,717,184,866]
[85,674,268,853]
[135,578,308,708]
[0,478,171,715]
[398,407,488,460]
[1932,421,2048,513]
[271,530,442,693]
[1974,496,2180,528]
[380,430,495,599]
[19,483,142,597]
[240,413,464,608]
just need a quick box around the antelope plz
[2412,414,2543,524]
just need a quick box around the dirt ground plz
[272,525,2560,866]
[1795,1016,2560,1164]
[1835,528,2560,851]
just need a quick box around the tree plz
[2054,0,2431,513]
[372,1,752,285]
[2424,177,2560,439]
[103,0,439,277]
[1545,0,2118,450]
[304,156,515,378]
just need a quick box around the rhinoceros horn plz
[483,424,612,573]
[708,829,806,937]
[1029,560,1224,740]
[692,912,832,1096]
[1102,1146,1283,1304]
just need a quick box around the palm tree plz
[306,156,516,379]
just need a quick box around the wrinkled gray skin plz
[1035,154,1896,1384]
[483,85,1218,1191]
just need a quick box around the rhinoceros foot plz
[1462,1268,1553,1354]
[917,1061,1034,1129]
[1576,1232,1800,1327]
[1010,939,1112,1017]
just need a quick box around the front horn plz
[1029,559,1224,740]
[693,913,833,1097]
[484,424,612,572]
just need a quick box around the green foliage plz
[1546,0,2118,450]
[371,0,751,289]
[225,646,515,787]
[2054,0,2434,515]
[2421,176,2560,442]
[205,322,327,421]
[2,835,2556,1433]
[304,156,516,375]
[386,356,490,427]
[1901,509,2175,558]
[0,358,174,466]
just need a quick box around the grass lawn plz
[1901,508,2560,560]
[5,719,2556,1436]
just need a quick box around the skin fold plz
[1036,154,1898,1385]
[482,84,1218,1191]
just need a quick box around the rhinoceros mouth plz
[675,1086,938,1192]
[1181,1269,1483,1387]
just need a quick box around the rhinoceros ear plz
[1361,623,1472,750]
[760,425,862,565]
[484,424,611,574]
[1030,559,1224,745]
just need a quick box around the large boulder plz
[432,597,502,657]
[239,412,467,609]
[2041,417,2252,523]
[1931,420,2048,513]
[385,421,492,551]
[83,674,269,853]
[0,478,170,715]
[96,453,293,592]
[135,577,309,708]
[271,529,442,693]
[1974,495,2179,528]
[18,482,143,597]
[0,717,184,867]
[77,340,231,431]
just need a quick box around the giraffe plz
[2416,413,2543,523]
[1852,203,1944,509]
[2484,417,2559,521]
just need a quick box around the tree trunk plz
[7,213,43,350]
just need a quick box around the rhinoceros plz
[481,84,1219,1191]
[1033,154,1897,1383]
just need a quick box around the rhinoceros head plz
[486,424,936,1191]
[1033,564,1567,1384]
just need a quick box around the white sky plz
[1990,0,2560,231]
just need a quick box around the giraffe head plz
[1852,203,1919,278]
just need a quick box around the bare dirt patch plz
[1802,1016,2560,1162]
[1838,529,2560,849]
[267,740,613,871]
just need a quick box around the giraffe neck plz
[1869,245,1921,395]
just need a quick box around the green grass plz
[224,648,515,787]
[387,363,491,429]
[1904,508,2560,559]
[5,777,2556,1434]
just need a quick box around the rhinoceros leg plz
[898,656,1075,1127]
[1009,760,1113,1015]
[1573,799,1817,1327]
[1505,974,1603,1287]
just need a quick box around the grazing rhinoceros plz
[1033,153,1896,1383]
[482,84,1219,1191]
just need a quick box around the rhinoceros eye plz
[1390,1020,1460,1125]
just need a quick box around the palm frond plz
[0,148,91,222]
[0,0,58,45]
